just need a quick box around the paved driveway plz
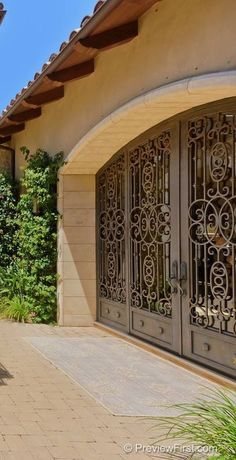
[0,321,222,460]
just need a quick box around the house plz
[0,3,6,25]
[0,0,235,379]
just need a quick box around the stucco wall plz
[58,174,96,326]
[11,0,236,176]
[10,0,236,327]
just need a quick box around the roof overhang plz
[0,0,161,144]
[0,3,6,24]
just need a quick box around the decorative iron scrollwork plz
[209,142,229,183]
[98,154,126,304]
[188,113,236,336]
[97,105,236,376]
[210,261,228,301]
[129,131,172,317]
[97,130,173,318]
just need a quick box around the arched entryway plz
[96,98,236,378]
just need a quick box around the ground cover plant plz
[155,387,236,459]
[0,147,64,323]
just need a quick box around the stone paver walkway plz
[0,321,210,460]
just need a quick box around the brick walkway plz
[0,321,170,460]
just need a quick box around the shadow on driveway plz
[0,362,13,385]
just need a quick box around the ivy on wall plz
[0,147,64,323]
[0,173,17,267]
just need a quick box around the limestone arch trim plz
[62,70,236,175]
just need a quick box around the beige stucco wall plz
[11,0,236,176]
[58,174,96,326]
[9,0,236,326]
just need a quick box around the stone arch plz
[62,70,236,175]
[58,70,236,328]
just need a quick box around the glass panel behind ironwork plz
[98,153,126,304]
[129,130,172,317]
[188,112,236,336]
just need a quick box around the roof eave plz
[0,0,123,125]
[0,9,6,24]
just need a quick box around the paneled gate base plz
[96,99,236,378]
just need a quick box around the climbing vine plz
[0,147,64,323]
[0,172,17,267]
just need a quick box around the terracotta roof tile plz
[0,2,6,24]
[94,1,106,13]
[69,30,80,41]
[80,0,106,27]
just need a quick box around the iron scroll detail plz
[98,130,173,318]
[98,154,126,304]
[129,130,172,317]
[188,113,236,336]
[96,103,236,377]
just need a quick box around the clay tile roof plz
[0,0,161,140]
[94,1,106,13]
[0,3,6,24]
[80,0,106,27]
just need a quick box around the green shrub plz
[156,388,236,459]
[0,148,64,324]
[0,172,17,266]
[0,262,33,299]
[0,295,31,322]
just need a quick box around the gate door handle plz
[173,279,184,296]
[168,260,186,296]
[167,278,184,295]
[167,277,178,294]
[170,260,178,281]
[180,262,187,281]
[180,261,187,297]
[167,260,179,294]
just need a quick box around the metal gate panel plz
[181,109,236,377]
[97,99,236,378]
[97,152,127,330]
[97,122,181,351]
[128,125,181,352]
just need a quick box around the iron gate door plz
[97,100,236,377]
[97,153,127,330]
[97,122,182,353]
[127,124,181,352]
[181,108,236,378]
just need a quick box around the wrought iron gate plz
[181,107,236,377]
[97,100,236,378]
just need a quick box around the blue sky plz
[0,0,96,111]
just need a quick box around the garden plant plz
[0,147,64,323]
[155,387,236,459]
